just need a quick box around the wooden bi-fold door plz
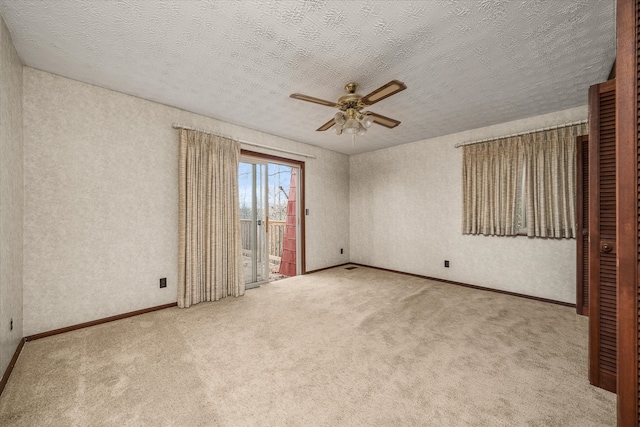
[588,78,616,393]
[615,0,639,424]
[576,134,589,316]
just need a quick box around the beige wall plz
[23,68,349,336]
[0,16,23,375]
[18,66,588,335]
[350,106,587,304]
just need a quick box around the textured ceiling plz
[0,0,615,155]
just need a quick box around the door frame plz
[241,149,306,275]
[615,0,639,423]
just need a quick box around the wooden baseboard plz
[25,302,178,342]
[350,263,576,308]
[305,263,351,275]
[0,337,26,396]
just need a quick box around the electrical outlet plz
[160,278,167,288]
[340,248,343,254]
[444,260,450,268]
[10,318,13,331]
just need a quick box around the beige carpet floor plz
[0,266,616,426]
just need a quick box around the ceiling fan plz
[290,80,407,136]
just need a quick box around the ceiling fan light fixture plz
[361,113,374,128]
[334,111,346,125]
[342,118,360,134]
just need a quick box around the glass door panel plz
[239,160,268,287]
[267,163,299,278]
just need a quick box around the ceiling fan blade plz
[368,112,401,128]
[316,118,336,131]
[290,93,339,108]
[360,80,407,106]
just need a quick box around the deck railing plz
[240,219,285,261]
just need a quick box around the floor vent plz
[345,266,358,270]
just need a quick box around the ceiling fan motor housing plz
[338,92,364,111]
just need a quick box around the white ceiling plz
[0,0,615,155]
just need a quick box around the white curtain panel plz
[463,136,523,236]
[178,129,244,308]
[523,123,587,238]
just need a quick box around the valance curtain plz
[462,123,586,238]
[462,137,523,236]
[178,129,244,308]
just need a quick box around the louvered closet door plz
[588,79,616,393]
[615,0,639,424]
[576,135,589,316]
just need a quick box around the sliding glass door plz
[240,154,302,287]
[267,163,300,279]
[239,159,268,288]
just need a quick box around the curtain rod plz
[454,119,588,149]
[171,123,316,159]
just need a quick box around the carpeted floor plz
[0,266,616,426]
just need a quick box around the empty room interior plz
[2,0,640,426]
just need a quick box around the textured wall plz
[350,106,587,303]
[0,15,23,376]
[23,68,349,336]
